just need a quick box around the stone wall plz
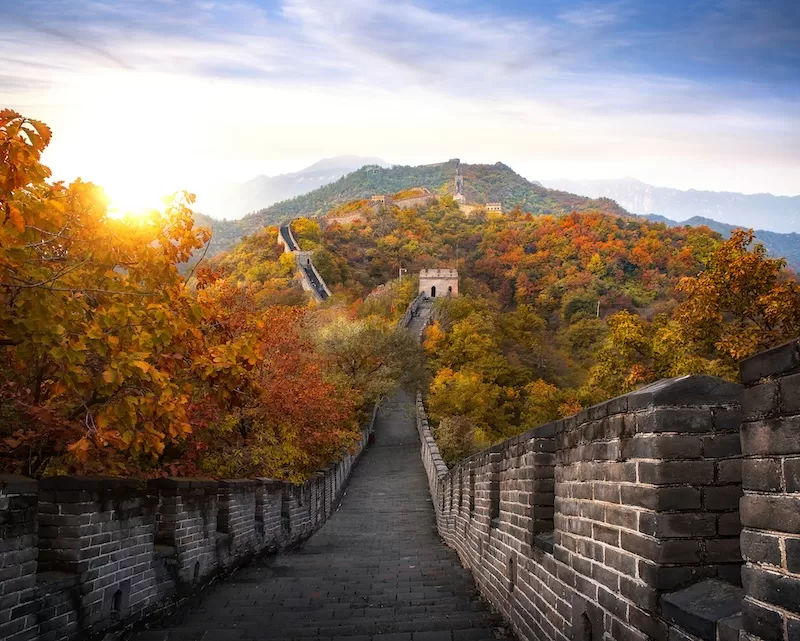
[393,194,437,210]
[0,423,374,641]
[418,373,759,641]
[739,339,800,641]
[398,293,425,328]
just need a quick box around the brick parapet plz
[739,337,800,641]
[0,419,375,641]
[417,374,750,641]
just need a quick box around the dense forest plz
[3,109,798,476]
[647,214,800,271]
[288,196,800,463]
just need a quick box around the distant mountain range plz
[544,178,799,234]
[196,155,390,219]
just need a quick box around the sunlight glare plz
[103,181,172,221]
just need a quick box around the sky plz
[1,0,799,212]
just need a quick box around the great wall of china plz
[416,337,800,641]
[278,221,331,301]
[2,185,799,641]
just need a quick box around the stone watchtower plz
[419,268,458,298]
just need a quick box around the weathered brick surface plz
[0,421,374,641]
[0,475,39,641]
[418,374,747,641]
[739,337,800,641]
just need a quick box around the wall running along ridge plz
[416,336,800,641]
[277,222,331,301]
[0,421,375,641]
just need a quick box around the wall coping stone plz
[39,476,146,491]
[218,479,259,488]
[451,374,742,470]
[661,579,743,641]
[0,474,38,493]
[740,337,800,384]
[622,375,741,411]
[255,477,287,489]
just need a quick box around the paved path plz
[130,310,510,641]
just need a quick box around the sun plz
[103,181,173,220]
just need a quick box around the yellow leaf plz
[132,360,151,373]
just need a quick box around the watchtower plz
[419,268,458,298]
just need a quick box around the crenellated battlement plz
[0,424,374,641]
[417,338,800,641]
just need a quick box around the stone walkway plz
[129,376,510,641]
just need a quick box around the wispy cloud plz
[0,0,797,199]
[558,2,627,29]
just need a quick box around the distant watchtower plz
[371,194,392,207]
[419,268,458,298]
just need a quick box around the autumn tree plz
[313,315,426,414]
[674,229,800,363]
[433,415,480,465]
[0,109,211,476]
[586,230,800,400]
[0,110,378,481]
[186,292,360,482]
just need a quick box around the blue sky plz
[1,0,798,209]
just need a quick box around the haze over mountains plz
[544,178,800,234]
[193,158,800,271]
[196,156,389,220]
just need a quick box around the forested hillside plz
[645,214,800,271]
[295,197,800,462]
[198,160,629,256]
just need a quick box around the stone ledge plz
[217,479,259,488]
[146,478,219,490]
[661,578,743,641]
[740,337,800,384]
[627,375,742,410]
[0,474,38,494]
[255,478,286,490]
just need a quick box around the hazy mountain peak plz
[197,155,392,219]
[303,155,390,172]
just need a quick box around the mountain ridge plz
[193,161,800,271]
[544,177,800,234]
[643,214,800,271]
[196,159,630,255]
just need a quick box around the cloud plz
[0,0,797,198]
[558,3,627,29]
